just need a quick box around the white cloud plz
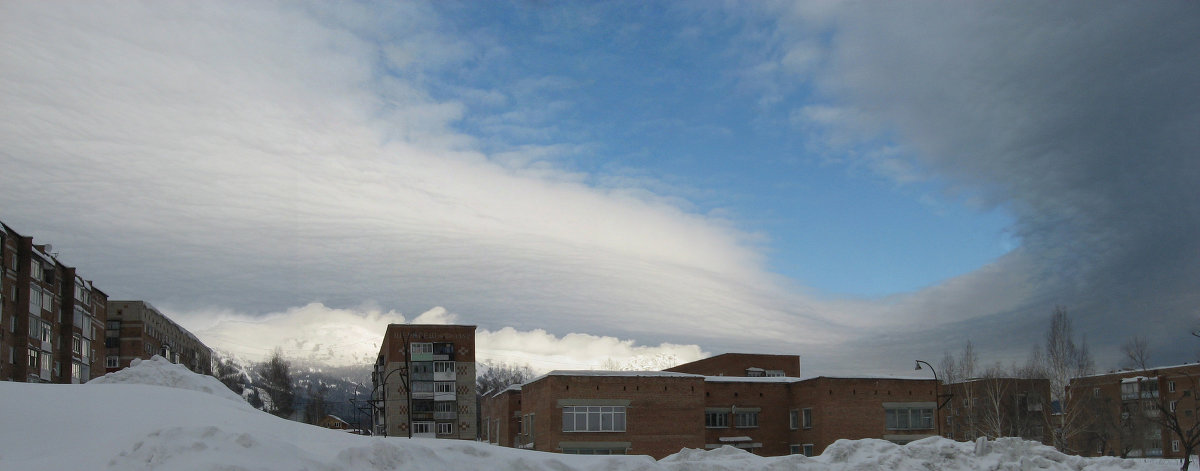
[172,303,706,373]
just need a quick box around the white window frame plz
[435,381,455,393]
[437,422,454,435]
[106,356,119,368]
[1168,381,1176,393]
[734,411,759,428]
[803,444,814,457]
[562,406,626,432]
[705,411,728,428]
[411,343,433,354]
[412,421,433,435]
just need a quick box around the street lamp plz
[915,360,943,437]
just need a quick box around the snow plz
[703,376,801,383]
[0,358,1185,471]
[544,370,703,378]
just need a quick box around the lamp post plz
[915,360,943,437]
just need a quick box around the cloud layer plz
[2,1,1195,375]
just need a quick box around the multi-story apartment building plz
[1068,363,1200,459]
[940,377,1051,444]
[0,221,107,383]
[481,353,941,458]
[104,300,213,375]
[372,324,477,439]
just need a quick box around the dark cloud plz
[779,1,1200,367]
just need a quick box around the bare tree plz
[1041,306,1095,452]
[476,361,535,396]
[1155,372,1200,471]
[978,363,1010,439]
[1122,336,1151,371]
[304,380,329,425]
[260,347,295,419]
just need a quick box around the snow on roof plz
[703,376,802,384]
[801,374,936,381]
[1121,376,1151,383]
[1076,362,1200,379]
[544,370,704,378]
[718,436,753,442]
[488,383,523,398]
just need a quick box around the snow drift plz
[0,358,1181,471]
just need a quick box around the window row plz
[562,406,626,432]
[411,421,456,435]
[706,410,762,428]
[885,407,934,431]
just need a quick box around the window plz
[72,336,82,356]
[1170,400,1178,412]
[705,411,728,428]
[71,362,82,383]
[802,408,812,428]
[765,370,786,377]
[434,361,455,373]
[412,422,433,435]
[790,410,799,430]
[29,284,42,313]
[437,422,454,435]
[1169,381,1176,393]
[106,356,119,368]
[107,320,121,330]
[562,448,626,455]
[790,445,802,455]
[562,406,626,432]
[410,343,433,354]
[803,444,814,457]
[886,407,934,430]
[1093,387,1101,398]
[27,348,38,369]
[1174,440,1182,453]
[735,411,759,428]
[82,339,91,362]
[30,260,43,280]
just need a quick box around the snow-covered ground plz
[0,357,1186,471]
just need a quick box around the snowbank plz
[88,355,248,406]
[0,361,1181,471]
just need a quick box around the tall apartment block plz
[105,300,213,375]
[481,353,944,458]
[1068,362,1199,459]
[0,221,108,383]
[372,324,477,438]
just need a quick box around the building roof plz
[703,376,802,384]
[543,370,703,378]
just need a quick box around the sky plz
[1,1,1197,376]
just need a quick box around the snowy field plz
[0,357,1186,471]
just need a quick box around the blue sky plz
[421,1,1015,296]
[1,1,1196,374]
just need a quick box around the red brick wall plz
[522,374,706,459]
[793,377,938,455]
[703,380,796,455]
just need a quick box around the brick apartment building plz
[0,221,108,383]
[1068,363,1200,459]
[941,377,1051,445]
[372,324,477,439]
[481,353,941,458]
[105,300,213,375]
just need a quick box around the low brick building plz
[481,353,939,459]
[1068,363,1200,459]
